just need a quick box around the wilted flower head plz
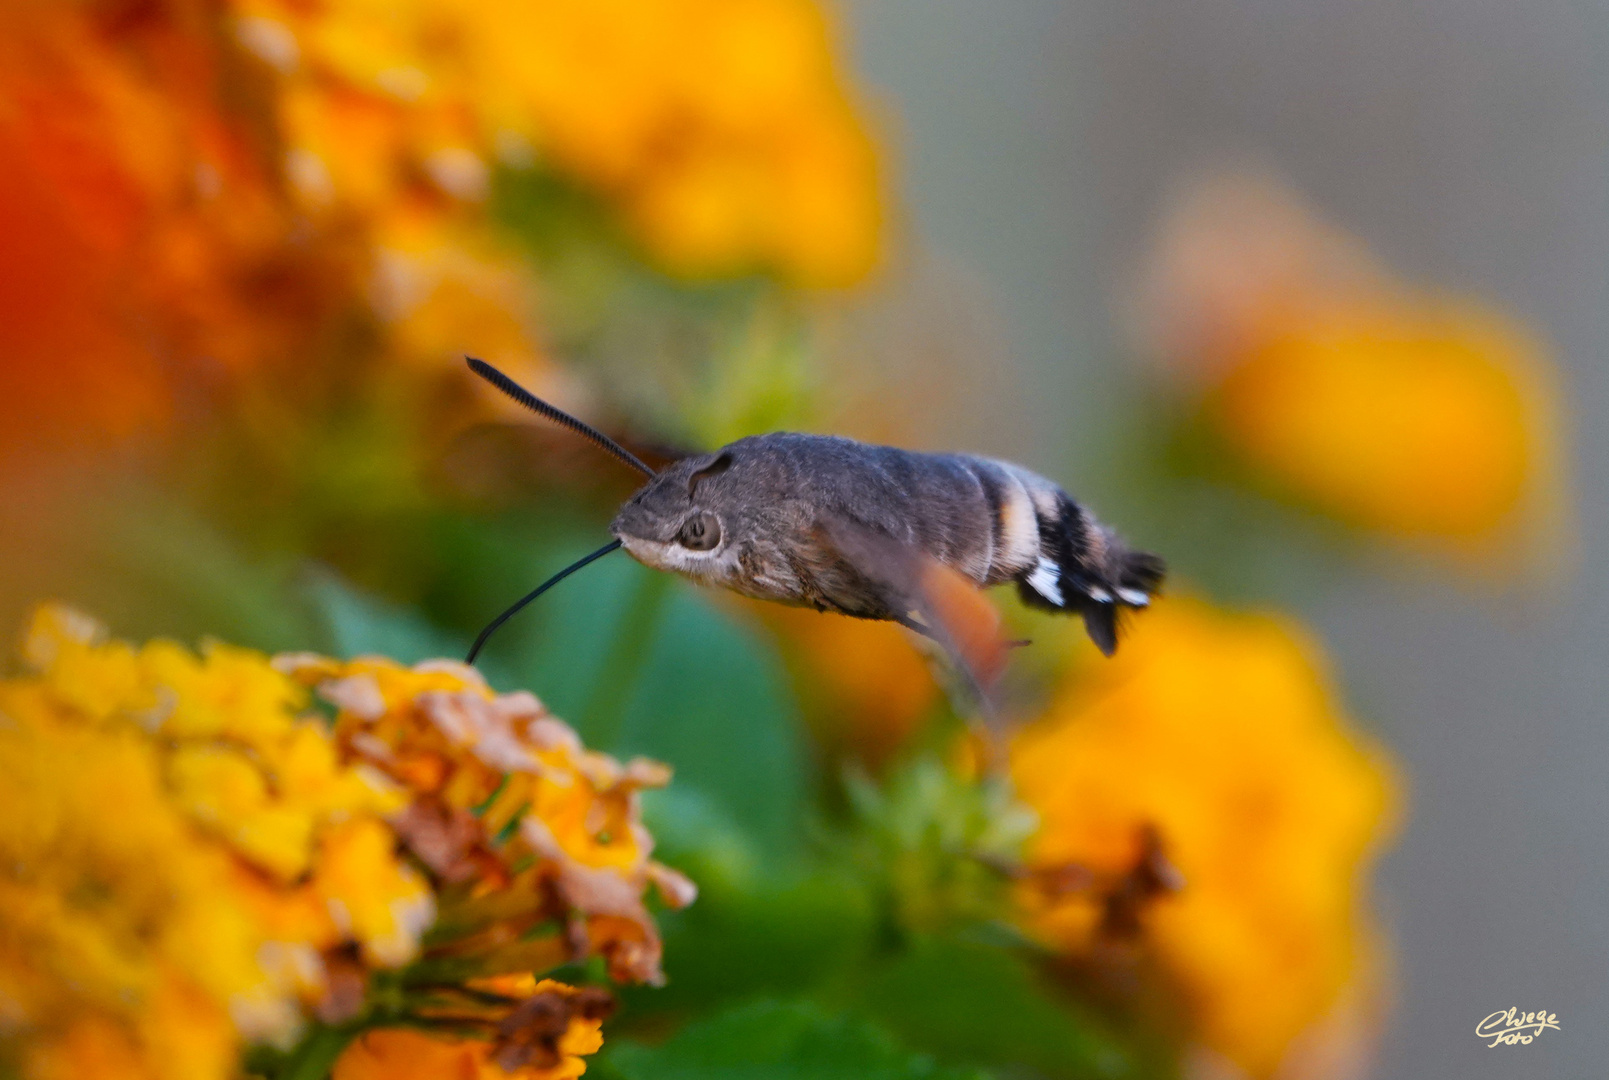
[1011,598,1397,1077]
[274,651,696,987]
[1133,170,1565,552]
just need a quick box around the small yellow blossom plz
[314,818,438,968]
[1135,170,1564,551]
[0,716,262,1079]
[1011,598,1397,1077]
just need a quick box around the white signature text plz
[1476,1007,1559,1048]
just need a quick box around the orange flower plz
[761,603,938,764]
[0,0,882,463]
[1134,171,1565,551]
[372,215,548,377]
[334,979,607,1080]
[332,979,608,1080]
[1011,598,1397,1076]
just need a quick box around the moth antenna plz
[466,357,656,479]
[466,539,623,664]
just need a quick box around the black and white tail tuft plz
[1013,492,1165,656]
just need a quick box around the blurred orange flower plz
[760,603,938,765]
[0,0,882,459]
[1011,598,1397,1077]
[0,1,359,458]
[241,0,883,286]
[1135,171,1564,551]
[372,216,548,377]
[333,981,608,1080]
[1214,300,1548,539]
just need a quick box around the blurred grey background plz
[841,0,1609,1076]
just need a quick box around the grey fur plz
[609,433,1164,654]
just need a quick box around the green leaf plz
[304,569,470,665]
[855,936,1136,1080]
[612,581,806,852]
[0,481,319,655]
[623,873,874,1017]
[601,1000,989,1080]
[608,790,874,1023]
[471,537,647,720]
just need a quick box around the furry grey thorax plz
[609,432,1164,655]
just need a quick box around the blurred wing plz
[816,519,1010,721]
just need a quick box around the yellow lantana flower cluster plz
[0,605,692,1080]
[1135,171,1563,552]
[235,0,881,288]
[1011,599,1397,1077]
[0,605,431,1080]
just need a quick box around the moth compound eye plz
[676,512,721,551]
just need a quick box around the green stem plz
[278,1023,363,1080]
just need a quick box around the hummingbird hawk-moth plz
[463,358,1164,691]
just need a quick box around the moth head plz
[610,448,746,585]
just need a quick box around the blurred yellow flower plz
[1135,171,1564,551]
[239,0,882,286]
[1213,299,1549,539]
[0,604,431,1080]
[1011,598,1397,1077]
